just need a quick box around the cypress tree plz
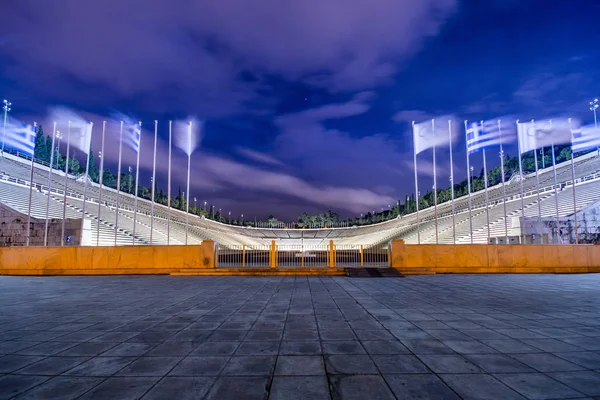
[34,125,47,161]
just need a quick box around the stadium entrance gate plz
[216,243,389,268]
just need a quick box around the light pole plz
[2,99,11,155]
[204,200,207,212]
[590,99,598,127]
[228,211,231,224]
[128,166,132,193]
[470,166,474,187]
[194,197,197,210]
[591,99,598,153]
[55,131,63,169]
[241,214,244,225]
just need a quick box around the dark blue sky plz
[1,0,599,220]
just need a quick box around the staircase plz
[344,267,404,278]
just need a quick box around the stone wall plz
[520,200,600,244]
[0,204,84,246]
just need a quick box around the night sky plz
[1,0,599,221]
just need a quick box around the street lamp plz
[470,165,474,185]
[2,99,11,155]
[228,211,231,224]
[590,99,598,127]
[55,131,63,169]
[204,200,207,211]
[241,214,244,225]
[591,99,599,153]
[194,197,197,209]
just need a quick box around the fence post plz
[329,240,336,268]
[301,247,305,268]
[360,245,364,267]
[214,242,219,268]
[270,240,276,268]
[242,245,245,268]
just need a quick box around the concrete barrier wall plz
[390,240,600,273]
[0,240,215,275]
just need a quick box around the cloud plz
[274,96,411,195]
[236,148,284,167]
[0,0,456,115]
[43,109,394,216]
[392,110,434,124]
[512,72,591,117]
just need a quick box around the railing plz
[336,244,389,267]
[216,243,389,268]
[217,245,271,267]
[277,245,330,268]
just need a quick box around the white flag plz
[48,107,92,154]
[517,119,572,154]
[70,121,93,154]
[413,116,456,155]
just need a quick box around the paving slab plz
[1,274,600,400]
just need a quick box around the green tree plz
[87,150,99,182]
[34,125,48,162]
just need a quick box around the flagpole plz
[132,121,142,245]
[549,120,560,244]
[498,120,508,243]
[26,122,37,247]
[96,121,106,246]
[464,120,473,244]
[568,118,578,244]
[185,121,192,245]
[516,120,526,243]
[531,120,544,243]
[61,121,72,246]
[81,123,94,239]
[412,121,420,244]
[432,119,438,244]
[481,120,491,242]
[114,121,124,246]
[43,122,57,246]
[448,120,456,244]
[167,120,172,245]
[150,120,158,245]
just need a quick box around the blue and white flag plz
[571,125,600,153]
[466,119,515,154]
[3,121,36,157]
[123,121,141,154]
[517,119,572,154]
[413,116,457,155]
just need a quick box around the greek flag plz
[3,122,36,157]
[123,121,141,154]
[466,119,515,154]
[571,125,600,153]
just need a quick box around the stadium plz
[2,143,600,270]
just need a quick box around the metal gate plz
[216,242,388,268]
[335,244,389,267]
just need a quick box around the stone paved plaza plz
[1,275,600,399]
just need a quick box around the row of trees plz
[28,125,590,228]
